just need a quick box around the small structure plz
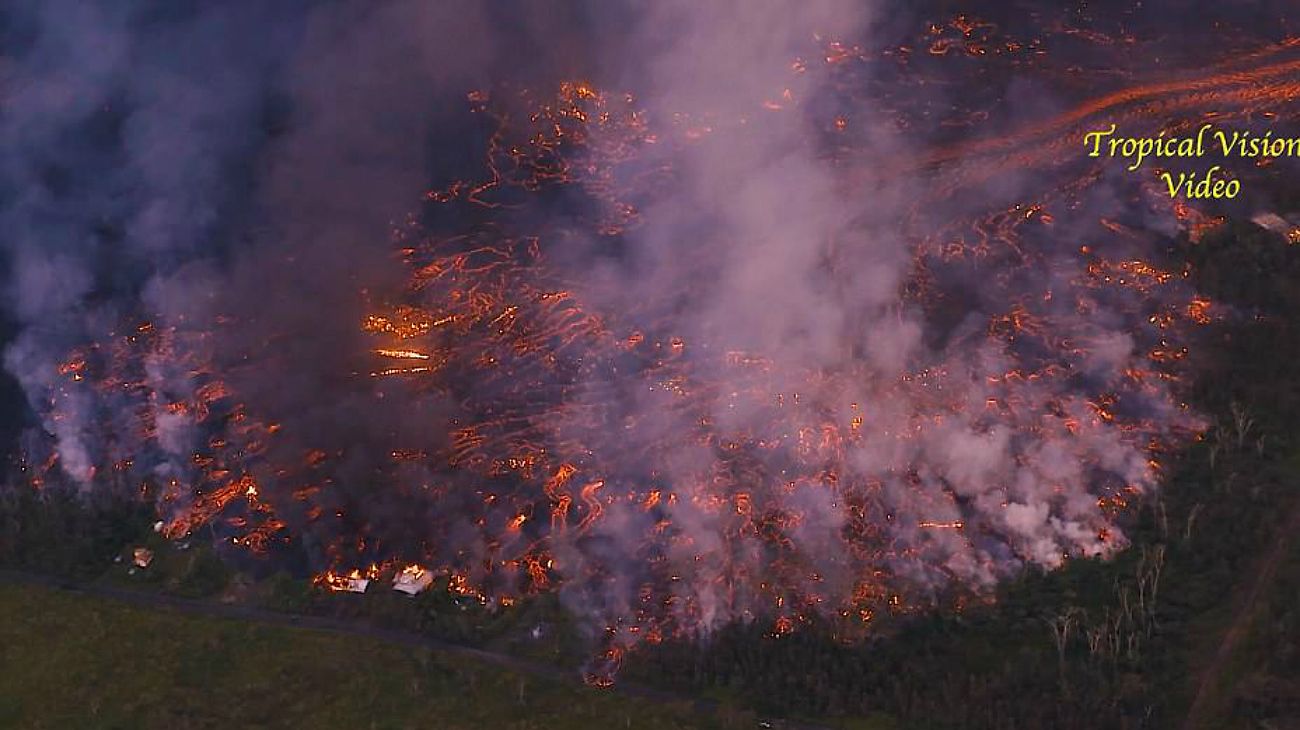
[1250,211,1300,244]
[320,569,370,593]
[392,565,433,596]
[337,573,370,593]
[132,547,154,569]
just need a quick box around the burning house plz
[132,548,154,570]
[392,565,434,596]
[319,570,371,594]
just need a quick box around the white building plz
[392,565,433,596]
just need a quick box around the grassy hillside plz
[0,582,719,730]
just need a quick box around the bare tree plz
[1048,607,1084,693]
[1184,503,1203,541]
[1230,400,1255,449]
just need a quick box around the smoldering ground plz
[0,0,1226,654]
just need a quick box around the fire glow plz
[14,8,1294,684]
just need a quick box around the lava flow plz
[7,6,1297,682]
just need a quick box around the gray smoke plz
[2,1,297,483]
[1,0,1203,656]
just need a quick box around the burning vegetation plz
[3,1,1298,688]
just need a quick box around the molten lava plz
[25,21,1300,681]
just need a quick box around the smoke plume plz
[1,0,1210,666]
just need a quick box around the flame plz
[32,26,1296,672]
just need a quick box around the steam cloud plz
[2,0,1202,659]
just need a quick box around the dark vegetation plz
[1,215,1297,729]
[0,481,152,580]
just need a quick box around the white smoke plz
[0,0,1201,661]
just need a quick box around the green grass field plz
[0,582,721,730]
